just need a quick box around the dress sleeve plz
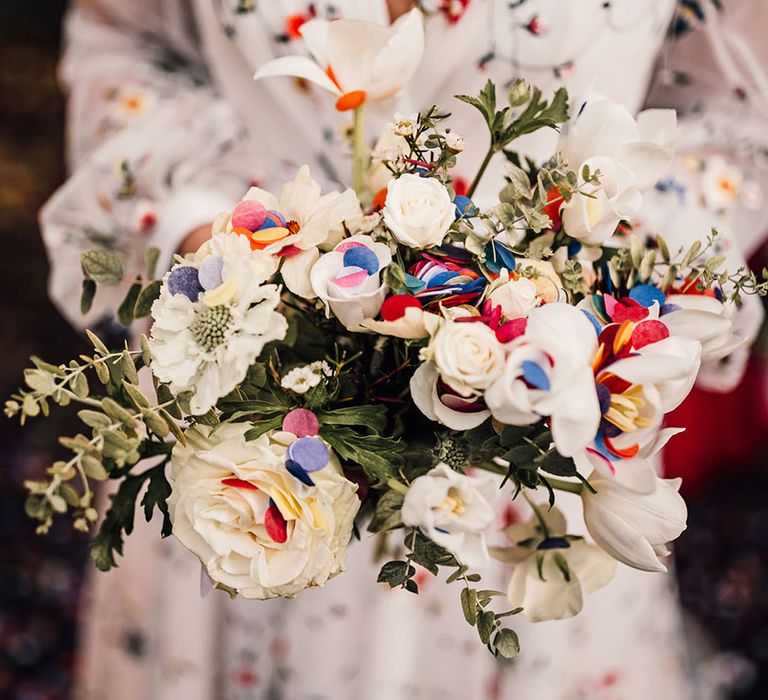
[642,0,768,391]
[41,0,256,328]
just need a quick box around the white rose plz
[310,234,393,332]
[401,463,497,568]
[168,423,360,599]
[582,470,687,572]
[383,174,456,249]
[429,320,506,397]
[487,270,539,320]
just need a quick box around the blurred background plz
[4,2,768,699]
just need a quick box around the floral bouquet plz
[10,11,768,658]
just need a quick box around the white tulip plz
[485,303,601,458]
[582,470,688,572]
[254,10,425,110]
[401,464,497,568]
[491,506,616,622]
[558,97,676,243]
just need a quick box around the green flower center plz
[189,305,233,351]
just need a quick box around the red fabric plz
[663,357,768,496]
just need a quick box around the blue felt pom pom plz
[454,195,478,221]
[581,309,603,336]
[629,284,666,309]
[167,266,204,301]
[343,246,379,275]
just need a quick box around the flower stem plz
[546,477,583,495]
[386,476,409,496]
[352,105,367,197]
[522,490,550,538]
[467,145,495,199]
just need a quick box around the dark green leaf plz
[117,280,143,325]
[317,404,388,434]
[81,279,97,314]
[320,426,405,483]
[477,610,495,644]
[144,247,160,279]
[367,490,404,534]
[244,416,284,441]
[141,466,172,537]
[134,280,162,318]
[377,560,413,588]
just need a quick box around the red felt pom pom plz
[232,201,267,232]
[631,319,670,349]
[380,295,422,322]
[265,503,288,544]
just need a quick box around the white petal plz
[254,56,341,96]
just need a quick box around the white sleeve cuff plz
[150,187,233,274]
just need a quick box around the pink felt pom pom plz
[232,201,267,232]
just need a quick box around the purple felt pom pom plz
[167,266,204,301]
[198,256,224,291]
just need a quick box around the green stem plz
[386,476,409,496]
[352,105,367,197]
[522,490,550,538]
[467,145,496,199]
[546,477,584,495]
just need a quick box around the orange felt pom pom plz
[335,90,366,112]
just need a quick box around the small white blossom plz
[443,131,465,152]
[281,366,323,394]
[390,112,419,138]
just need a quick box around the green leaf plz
[141,466,172,537]
[89,472,147,571]
[81,455,109,480]
[86,329,109,356]
[408,530,451,575]
[78,409,111,429]
[477,610,495,645]
[493,628,520,659]
[367,491,404,533]
[81,249,124,286]
[100,397,137,429]
[118,280,143,325]
[317,404,388,434]
[134,280,162,318]
[243,416,284,441]
[144,247,160,279]
[320,426,405,483]
[159,408,186,446]
[461,587,478,626]
[81,278,97,314]
[377,560,413,588]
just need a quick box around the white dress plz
[41,2,768,699]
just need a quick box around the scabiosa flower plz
[149,234,288,414]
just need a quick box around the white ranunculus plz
[401,463,497,568]
[239,166,362,299]
[491,506,616,622]
[558,97,676,243]
[383,174,456,249]
[310,234,393,332]
[168,424,360,599]
[149,234,287,415]
[428,320,506,397]
[661,294,744,361]
[485,303,601,457]
[582,470,688,572]
[487,270,539,320]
